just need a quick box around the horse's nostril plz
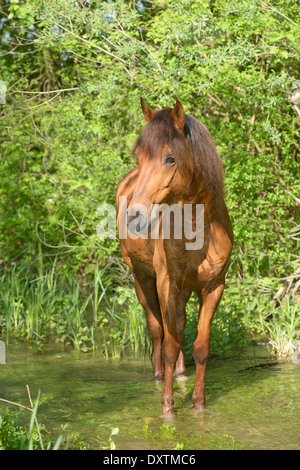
[127,212,147,235]
[127,214,139,225]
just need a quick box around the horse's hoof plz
[160,409,176,418]
[152,373,164,383]
[192,404,209,413]
[175,373,188,382]
[175,368,186,377]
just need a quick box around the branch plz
[48,19,133,79]
[114,19,164,75]
[0,397,32,412]
[10,87,79,95]
[35,220,114,251]
[292,105,300,118]
[279,185,300,205]
[12,91,62,112]
[259,1,300,29]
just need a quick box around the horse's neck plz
[180,174,228,227]
[182,174,214,206]
[182,174,233,241]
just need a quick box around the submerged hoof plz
[192,404,209,414]
[160,408,176,418]
[175,372,188,381]
[153,373,164,382]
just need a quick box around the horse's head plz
[126,98,193,235]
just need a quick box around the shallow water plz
[0,340,299,450]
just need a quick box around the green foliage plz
[258,298,300,357]
[0,407,43,450]
[0,0,299,357]
[0,403,89,450]
[184,288,249,360]
[100,427,119,450]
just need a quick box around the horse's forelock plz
[132,109,186,162]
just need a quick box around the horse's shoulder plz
[115,166,139,208]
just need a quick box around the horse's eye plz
[163,155,175,165]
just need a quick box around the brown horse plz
[116,98,233,417]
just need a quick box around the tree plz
[0,0,299,289]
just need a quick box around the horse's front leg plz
[156,275,180,417]
[133,267,164,379]
[193,283,224,411]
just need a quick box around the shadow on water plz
[0,340,299,450]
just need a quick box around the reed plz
[0,258,151,357]
[2,256,297,361]
[258,299,299,358]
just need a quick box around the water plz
[0,340,299,450]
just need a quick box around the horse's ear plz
[172,99,185,130]
[140,97,155,123]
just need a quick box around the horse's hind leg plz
[175,288,191,377]
[133,267,164,378]
[192,283,224,411]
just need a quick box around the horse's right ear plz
[140,97,155,123]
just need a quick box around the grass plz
[0,257,151,358]
[0,386,74,450]
[0,256,299,361]
[258,299,300,358]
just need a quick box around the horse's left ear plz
[172,99,185,130]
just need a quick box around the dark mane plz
[184,113,224,200]
[132,109,224,200]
